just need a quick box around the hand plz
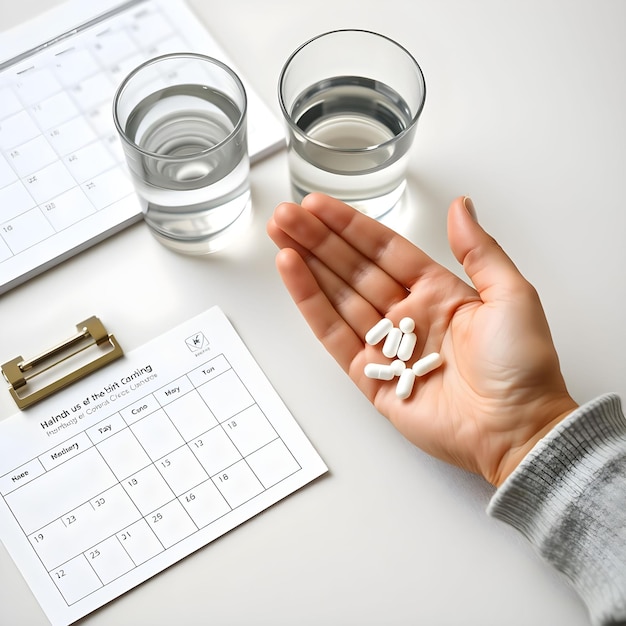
[267,193,579,486]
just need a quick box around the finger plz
[271,201,408,314]
[267,208,310,259]
[307,254,392,354]
[447,196,533,303]
[301,193,438,288]
[270,207,381,334]
[275,247,365,374]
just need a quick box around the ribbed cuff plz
[487,393,626,626]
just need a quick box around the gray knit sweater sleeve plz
[487,394,626,626]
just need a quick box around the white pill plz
[399,317,415,334]
[365,318,393,345]
[390,359,406,376]
[396,332,417,362]
[396,368,416,400]
[382,327,403,358]
[412,352,443,376]
[364,363,395,381]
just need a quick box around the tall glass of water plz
[278,30,426,219]
[113,53,250,254]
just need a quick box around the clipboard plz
[1,316,123,409]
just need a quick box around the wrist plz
[491,397,579,487]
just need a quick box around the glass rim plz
[112,52,247,161]
[277,29,426,153]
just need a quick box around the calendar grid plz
[0,0,285,294]
[0,353,303,606]
[0,0,198,265]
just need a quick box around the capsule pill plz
[364,363,396,381]
[397,332,417,362]
[412,352,443,377]
[396,368,416,400]
[399,317,415,334]
[382,327,403,358]
[365,318,393,345]
[390,359,406,376]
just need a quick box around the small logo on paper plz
[186,332,209,353]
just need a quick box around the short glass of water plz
[113,53,250,254]
[278,30,426,219]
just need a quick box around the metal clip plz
[1,316,123,409]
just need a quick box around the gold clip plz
[1,316,123,410]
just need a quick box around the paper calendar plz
[0,0,284,295]
[0,306,327,625]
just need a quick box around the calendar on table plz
[0,306,327,626]
[0,0,284,294]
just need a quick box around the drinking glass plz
[113,53,250,254]
[278,30,426,219]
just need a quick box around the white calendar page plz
[0,0,285,295]
[0,306,327,626]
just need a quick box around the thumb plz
[447,196,530,302]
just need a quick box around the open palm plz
[267,194,578,485]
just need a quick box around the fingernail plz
[463,196,478,222]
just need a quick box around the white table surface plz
[1,1,625,625]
